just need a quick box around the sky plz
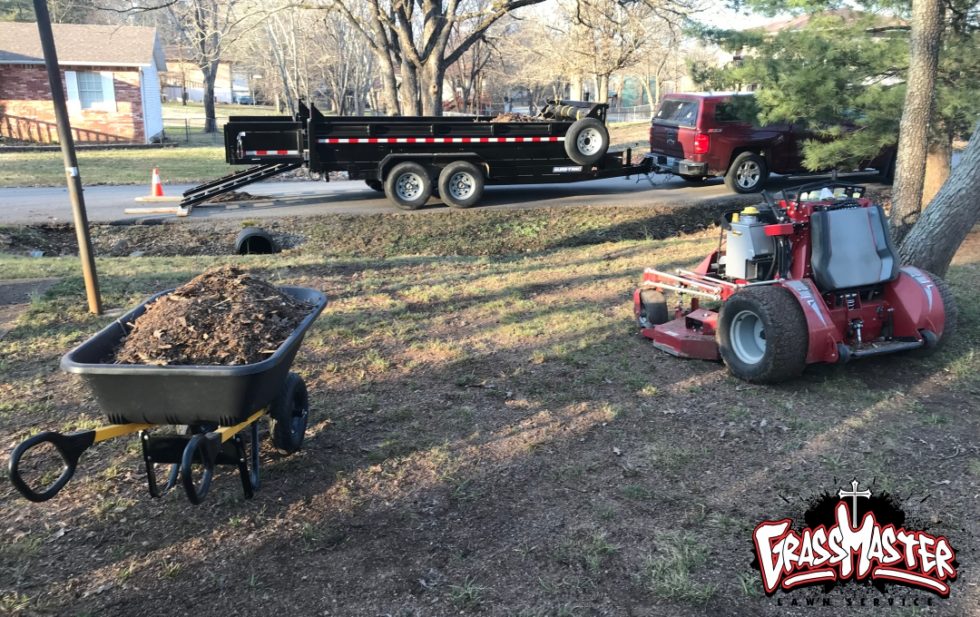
[697,0,785,30]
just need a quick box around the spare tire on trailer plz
[565,117,609,166]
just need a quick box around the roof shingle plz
[0,22,165,69]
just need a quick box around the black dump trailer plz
[179,100,652,213]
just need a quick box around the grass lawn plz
[0,146,228,188]
[0,211,977,616]
[161,101,282,147]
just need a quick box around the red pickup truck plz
[648,92,895,193]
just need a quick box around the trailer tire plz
[438,161,485,208]
[270,373,309,454]
[565,118,609,166]
[384,162,432,210]
[365,179,383,192]
[718,286,808,383]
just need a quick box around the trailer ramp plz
[177,161,302,216]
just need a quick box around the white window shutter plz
[65,70,80,114]
[100,71,116,112]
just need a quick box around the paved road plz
[0,171,886,224]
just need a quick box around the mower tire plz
[637,290,669,329]
[270,373,310,454]
[719,286,808,383]
[914,271,957,356]
[365,179,383,192]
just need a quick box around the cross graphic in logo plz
[838,479,872,528]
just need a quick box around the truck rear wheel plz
[438,161,485,208]
[565,118,609,166]
[724,152,768,193]
[384,162,432,210]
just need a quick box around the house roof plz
[760,8,905,33]
[0,22,166,71]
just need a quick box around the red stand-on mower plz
[633,182,957,383]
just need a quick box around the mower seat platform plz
[810,204,899,291]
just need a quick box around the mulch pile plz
[207,191,257,203]
[489,113,540,123]
[114,265,312,366]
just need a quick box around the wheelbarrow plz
[8,286,327,505]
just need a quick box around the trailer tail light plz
[694,133,710,155]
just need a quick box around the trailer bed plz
[179,100,651,213]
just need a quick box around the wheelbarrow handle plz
[8,430,96,502]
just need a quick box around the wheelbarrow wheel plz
[270,373,309,454]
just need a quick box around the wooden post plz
[33,0,102,314]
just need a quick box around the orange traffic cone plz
[150,167,164,197]
[133,167,181,204]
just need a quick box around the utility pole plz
[33,0,102,314]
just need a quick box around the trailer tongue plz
[176,100,652,215]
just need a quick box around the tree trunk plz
[202,60,219,133]
[899,122,980,277]
[421,61,444,116]
[889,0,945,244]
[596,74,609,103]
[922,133,952,207]
[400,60,420,116]
[376,48,400,115]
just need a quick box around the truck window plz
[715,97,760,124]
[654,99,699,126]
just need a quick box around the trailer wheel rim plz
[730,309,766,365]
[735,160,761,189]
[395,172,425,201]
[448,171,476,200]
[577,127,604,156]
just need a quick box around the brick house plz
[0,22,166,144]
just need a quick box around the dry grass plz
[0,218,977,616]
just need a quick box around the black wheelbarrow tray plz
[8,286,327,505]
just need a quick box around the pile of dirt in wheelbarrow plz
[114,265,312,366]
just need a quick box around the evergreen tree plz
[694,6,979,175]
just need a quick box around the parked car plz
[648,92,895,193]
[234,94,255,105]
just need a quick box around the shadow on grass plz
[1,248,976,616]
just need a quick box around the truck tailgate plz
[649,122,693,158]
